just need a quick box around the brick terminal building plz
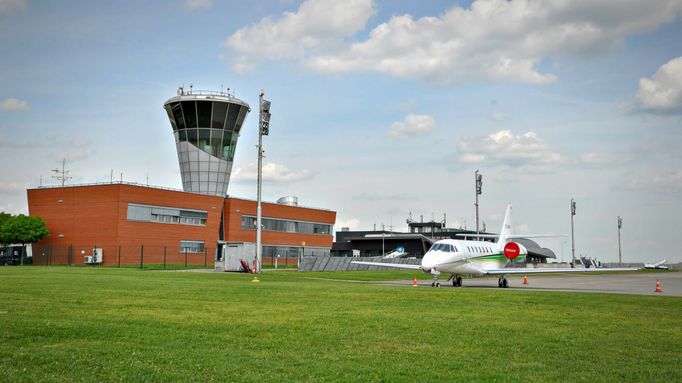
[28,183,335,267]
[26,88,335,268]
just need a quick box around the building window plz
[180,240,205,253]
[240,215,331,235]
[127,203,207,226]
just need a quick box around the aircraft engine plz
[503,241,527,260]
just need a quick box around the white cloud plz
[388,114,437,139]
[456,129,563,169]
[0,182,23,194]
[232,162,314,183]
[226,0,375,72]
[335,217,361,231]
[653,170,682,190]
[0,98,29,112]
[0,0,26,14]
[184,0,212,10]
[633,56,682,114]
[229,0,682,85]
[491,111,507,121]
[354,192,415,201]
[628,170,682,191]
[579,152,626,167]
[49,149,92,163]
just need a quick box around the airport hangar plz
[28,89,336,267]
[332,219,557,263]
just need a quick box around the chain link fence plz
[31,244,214,270]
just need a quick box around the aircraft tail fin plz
[498,204,513,246]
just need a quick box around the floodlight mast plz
[570,198,576,264]
[475,170,482,240]
[256,90,271,275]
[617,216,623,265]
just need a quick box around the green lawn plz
[0,267,680,382]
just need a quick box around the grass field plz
[0,267,680,382]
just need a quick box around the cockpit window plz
[429,243,457,252]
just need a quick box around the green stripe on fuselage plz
[469,253,525,263]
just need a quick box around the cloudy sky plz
[1,0,681,263]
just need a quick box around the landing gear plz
[430,270,441,288]
[452,276,463,287]
[498,277,509,288]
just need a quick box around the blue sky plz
[1,0,681,263]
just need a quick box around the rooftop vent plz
[277,196,298,206]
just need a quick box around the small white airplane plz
[352,204,639,288]
[645,259,669,270]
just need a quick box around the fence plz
[31,244,215,270]
[260,256,299,269]
[298,256,421,272]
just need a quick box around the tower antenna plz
[51,158,72,187]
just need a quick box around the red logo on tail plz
[504,242,521,260]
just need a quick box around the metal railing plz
[30,244,214,270]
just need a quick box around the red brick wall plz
[28,184,223,265]
[27,185,336,265]
[224,198,336,248]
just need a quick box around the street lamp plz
[617,216,623,265]
[475,170,482,239]
[570,198,576,264]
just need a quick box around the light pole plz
[617,216,623,265]
[570,198,576,264]
[381,223,385,257]
[475,170,482,239]
[256,90,271,274]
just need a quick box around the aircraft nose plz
[421,253,435,271]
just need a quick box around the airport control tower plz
[163,87,250,196]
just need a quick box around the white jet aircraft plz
[352,204,639,288]
[644,259,669,270]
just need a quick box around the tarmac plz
[384,271,682,297]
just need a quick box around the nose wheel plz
[430,270,442,287]
[498,277,509,288]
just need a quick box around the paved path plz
[383,272,682,297]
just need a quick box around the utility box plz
[84,248,103,264]
[215,242,256,272]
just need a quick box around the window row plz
[176,129,237,161]
[467,245,494,254]
[180,240,205,253]
[127,203,208,226]
[241,216,332,235]
[151,214,206,226]
[165,100,247,133]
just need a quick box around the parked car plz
[0,246,24,265]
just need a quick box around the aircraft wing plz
[350,261,422,270]
[483,267,639,275]
[454,234,566,239]
[455,234,499,238]
[506,234,567,239]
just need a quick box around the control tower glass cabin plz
[163,89,250,197]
